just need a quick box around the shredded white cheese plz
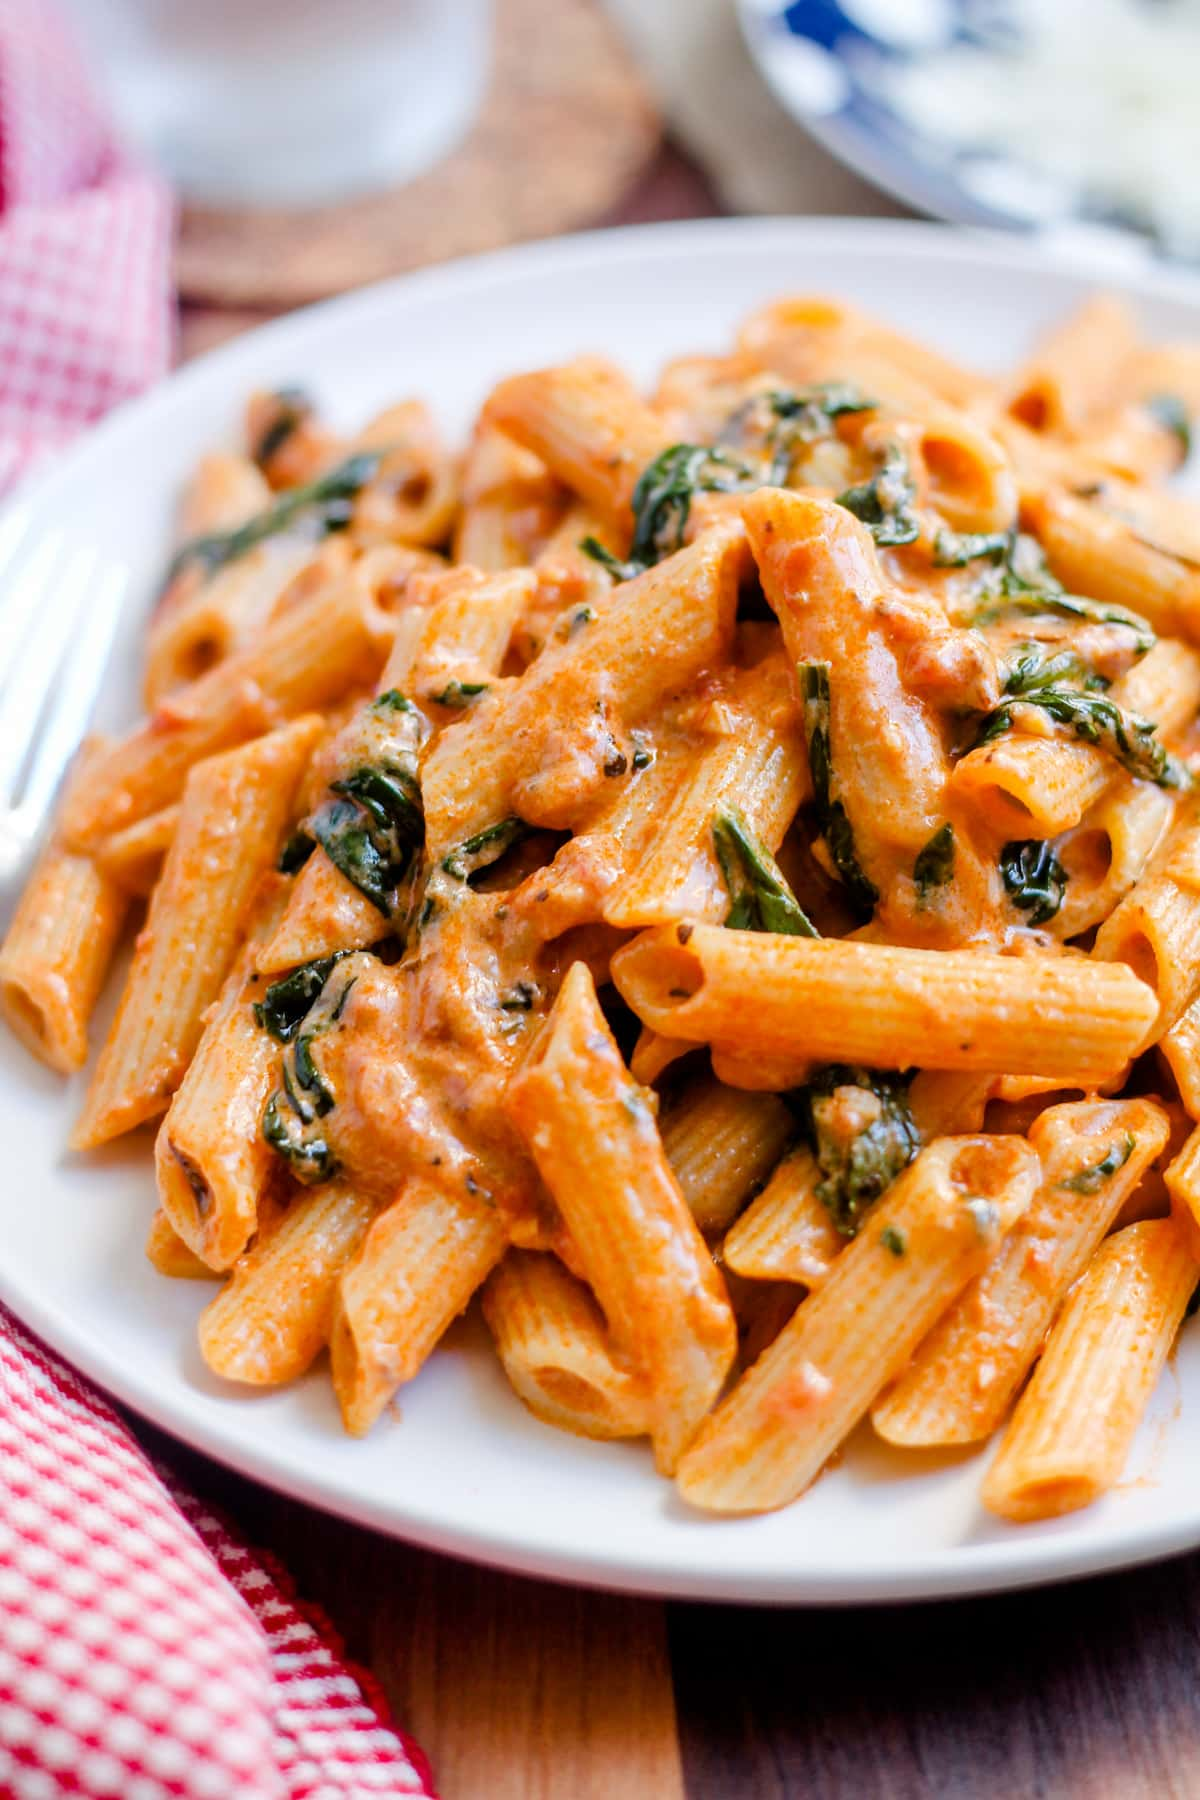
[874,0,1200,257]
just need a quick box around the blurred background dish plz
[739,0,1200,259]
[61,0,493,208]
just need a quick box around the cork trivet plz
[175,0,660,309]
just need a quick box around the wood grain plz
[378,1555,685,1800]
[669,1556,1200,1800]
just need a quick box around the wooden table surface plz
[172,147,1200,1800]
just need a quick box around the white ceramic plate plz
[6,219,1200,1604]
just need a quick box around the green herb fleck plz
[913,822,955,905]
[974,686,1188,789]
[933,528,1013,568]
[1002,643,1108,696]
[277,828,315,874]
[1061,1132,1136,1194]
[253,386,313,467]
[1000,839,1068,927]
[798,1066,919,1238]
[758,383,875,481]
[309,696,427,918]
[168,451,383,582]
[880,1224,907,1257]
[260,962,358,1186]
[712,805,818,937]
[440,817,528,883]
[798,661,879,918]
[254,952,352,1041]
[431,680,489,709]
[582,443,760,582]
[835,443,920,547]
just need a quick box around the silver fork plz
[0,508,129,885]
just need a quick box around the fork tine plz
[0,544,97,806]
[0,504,33,599]
[20,559,128,829]
[0,527,61,672]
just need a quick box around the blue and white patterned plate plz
[737,0,1168,249]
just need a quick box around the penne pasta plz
[659,1073,793,1234]
[982,1217,1199,1521]
[482,1250,650,1440]
[507,962,737,1472]
[92,804,180,898]
[13,283,1200,1523]
[154,874,293,1269]
[612,924,1157,1081]
[873,1097,1169,1445]
[0,837,127,1076]
[677,1136,1040,1513]
[329,1175,509,1435]
[72,716,323,1148]
[62,562,389,848]
[199,1181,377,1385]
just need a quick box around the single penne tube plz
[349,398,460,547]
[906,412,1017,535]
[381,563,532,706]
[721,1147,842,1288]
[1006,294,1137,437]
[144,1209,220,1280]
[72,716,323,1148]
[677,1135,1040,1513]
[873,1097,1169,1446]
[199,1180,377,1385]
[602,652,808,928]
[483,357,672,539]
[612,924,1158,1080]
[154,874,292,1269]
[1164,1120,1200,1234]
[950,638,1200,838]
[506,961,737,1473]
[982,1216,1199,1522]
[452,423,564,569]
[421,518,743,853]
[143,539,314,704]
[1023,487,1200,637]
[1051,778,1174,941]
[0,836,128,1076]
[92,804,180,898]
[1160,995,1200,1118]
[1093,820,1200,1034]
[62,564,389,848]
[329,1175,509,1436]
[178,450,271,539]
[659,1074,793,1234]
[481,1251,650,1440]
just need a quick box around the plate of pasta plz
[7,218,1200,1601]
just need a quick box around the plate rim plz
[8,213,1200,1604]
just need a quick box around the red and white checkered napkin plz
[0,0,173,491]
[0,6,438,1794]
[0,1307,439,1800]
